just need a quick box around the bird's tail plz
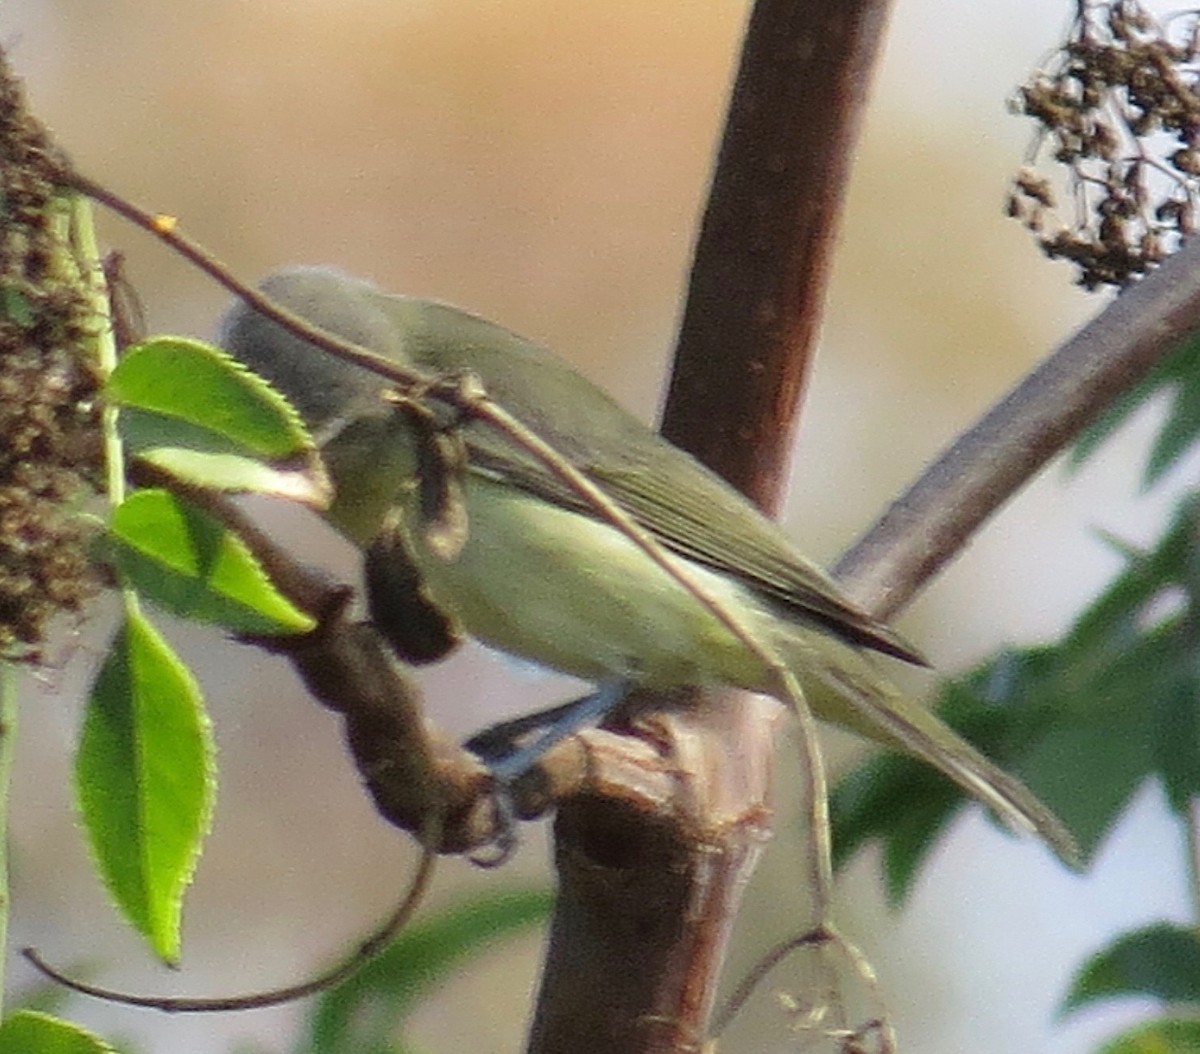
[787,638,1081,869]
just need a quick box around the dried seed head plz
[1009,0,1200,288]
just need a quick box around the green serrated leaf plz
[75,610,216,963]
[108,489,314,635]
[109,337,311,459]
[1064,923,1200,1014]
[305,890,552,1054]
[135,446,329,506]
[119,407,330,508]
[1096,1018,1200,1054]
[0,1010,118,1054]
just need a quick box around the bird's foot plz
[465,681,632,866]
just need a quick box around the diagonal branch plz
[834,238,1200,618]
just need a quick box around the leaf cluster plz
[832,328,1200,1053]
[79,333,323,966]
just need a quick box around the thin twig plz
[776,668,836,942]
[22,813,440,1013]
[58,169,431,388]
[711,923,895,1052]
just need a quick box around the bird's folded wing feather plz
[462,426,924,665]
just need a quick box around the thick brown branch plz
[532,1,896,1052]
[529,697,779,1054]
[663,0,895,514]
[834,235,1200,618]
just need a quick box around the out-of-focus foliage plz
[833,487,1200,890]
[294,890,552,1054]
[835,7,1200,1047]
[832,256,1200,1054]
[1063,922,1200,1011]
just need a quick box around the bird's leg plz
[466,681,631,866]
[466,680,632,783]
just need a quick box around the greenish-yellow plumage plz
[219,266,1078,866]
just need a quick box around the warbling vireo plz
[219,266,1076,865]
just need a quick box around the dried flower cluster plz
[0,57,103,660]
[1009,0,1200,288]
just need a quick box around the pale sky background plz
[0,2,1189,1053]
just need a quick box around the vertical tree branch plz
[530,1,896,1051]
[662,0,894,512]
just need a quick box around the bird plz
[218,265,1078,866]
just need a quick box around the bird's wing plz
[463,431,924,665]
[391,294,923,664]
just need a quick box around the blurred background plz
[0,2,1188,1052]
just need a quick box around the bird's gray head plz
[218,266,403,438]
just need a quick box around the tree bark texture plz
[529,1,897,1050]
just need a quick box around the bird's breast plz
[396,475,772,690]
